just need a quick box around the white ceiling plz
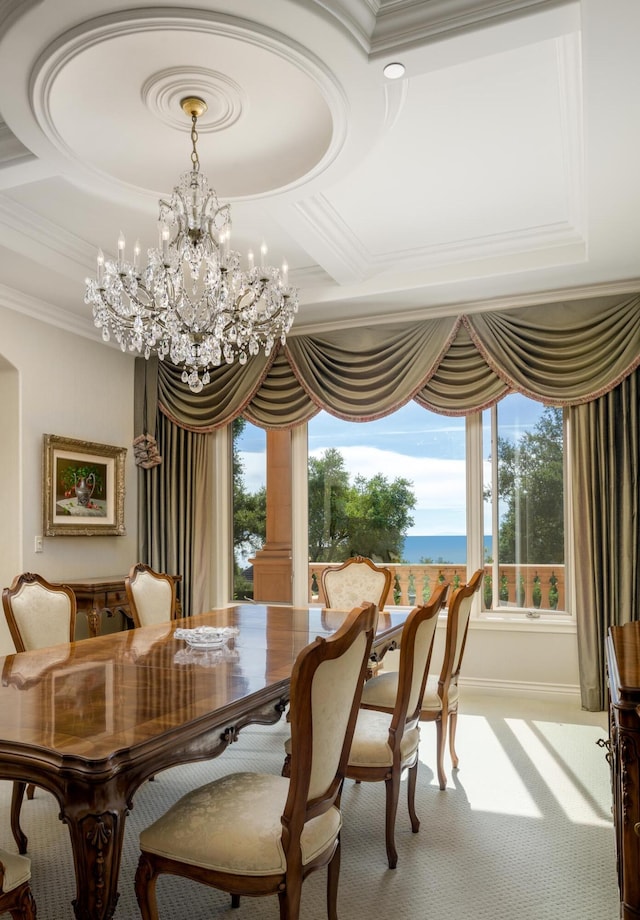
[0,0,638,343]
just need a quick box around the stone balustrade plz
[308,562,565,612]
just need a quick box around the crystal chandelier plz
[85,96,298,393]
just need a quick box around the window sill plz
[471,613,576,634]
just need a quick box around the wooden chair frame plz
[321,556,392,611]
[124,564,178,629]
[135,601,378,920]
[2,573,76,654]
[346,582,449,868]
[2,571,77,856]
[361,569,484,791]
[0,854,36,919]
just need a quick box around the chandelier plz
[85,96,298,393]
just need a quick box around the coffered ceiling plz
[0,0,638,342]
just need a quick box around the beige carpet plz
[0,692,619,919]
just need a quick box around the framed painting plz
[43,434,126,536]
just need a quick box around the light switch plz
[34,535,43,553]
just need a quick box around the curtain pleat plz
[284,318,458,420]
[158,349,274,432]
[415,321,510,414]
[137,411,210,617]
[243,351,319,428]
[570,368,640,709]
[466,295,640,405]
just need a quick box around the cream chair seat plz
[125,563,177,628]
[360,568,484,790]
[0,844,36,919]
[135,602,378,920]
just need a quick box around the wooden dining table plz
[0,603,407,920]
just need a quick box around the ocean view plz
[402,534,492,564]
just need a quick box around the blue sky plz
[237,395,546,535]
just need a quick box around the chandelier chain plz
[190,113,200,173]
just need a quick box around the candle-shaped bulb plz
[133,239,141,270]
[260,242,267,268]
[97,249,104,284]
[248,249,254,270]
[161,224,170,259]
[282,260,288,285]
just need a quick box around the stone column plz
[251,429,292,602]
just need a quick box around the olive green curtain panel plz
[134,291,640,710]
[570,368,640,710]
[137,410,210,617]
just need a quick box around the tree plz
[494,406,564,564]
[345,473,416,562]
[308,449,416,563]
[308,449,351,561]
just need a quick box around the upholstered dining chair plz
[2,572,76,654]
[360,568,484,791]
[134,601,378,920]
[124,563,178,628]
[344,582,449,868]
[2,571,77,856]
[321,556,392,612]
[0,848,36,919]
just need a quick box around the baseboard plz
[460,676,582,705]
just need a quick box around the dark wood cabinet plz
[64,575,181,638]
[607,621,640,920]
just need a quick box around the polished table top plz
[0,603,407,919]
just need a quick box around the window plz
[307,404,467,604]
[232,419,266,600]
[482,395,566,614]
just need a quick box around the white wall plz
[0,305,138,591]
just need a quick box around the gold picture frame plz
[43,434,126,536]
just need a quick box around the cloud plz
[242,444,491,536]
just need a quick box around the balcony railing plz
[308,563,565,613]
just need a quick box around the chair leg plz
[407,761,420,833]
[435,716,448,790]
[26,785,36,801]
[134,853,160,920]
[327,837,341,920]
[449,710,459,769]
[231,894,240,908]
[384,772,401,869]
[2,878,37,920]
[278,872,302,920]
[11,782,28,855]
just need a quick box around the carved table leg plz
[60,794,129,920]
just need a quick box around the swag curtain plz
[135,292,640,706]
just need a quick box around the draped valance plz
[145,292,640,432]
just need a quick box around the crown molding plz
[292,278,640,335]
[370,0,573,55]
[0,281,98,342]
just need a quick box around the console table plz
[64,574,182,638]
[607,621,640,920]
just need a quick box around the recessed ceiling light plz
[383,62,405,80]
